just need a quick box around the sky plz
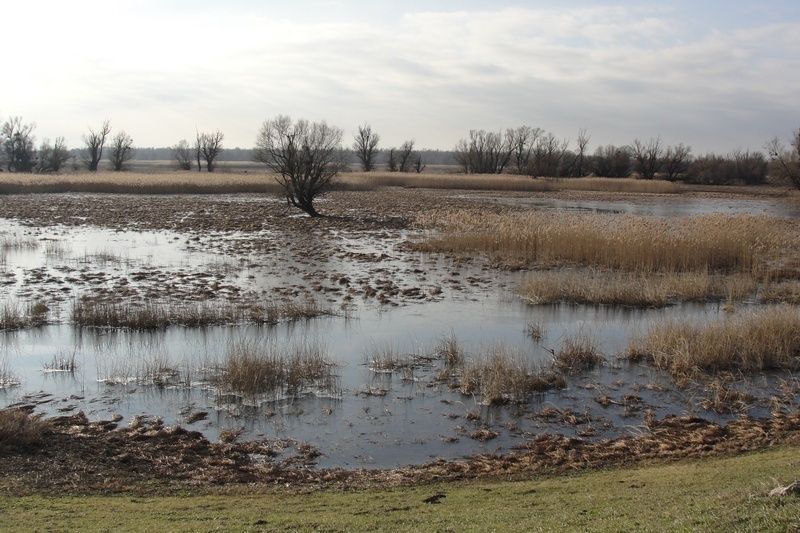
[2,0,799,152]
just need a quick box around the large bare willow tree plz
[254,116,344,217]
[83,120,111,171]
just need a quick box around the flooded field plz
[1,189,798,469]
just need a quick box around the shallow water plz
[464,195,800,218]
[1,295,779,468]
[0,213,794,468]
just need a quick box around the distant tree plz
[454,129,513,174]
[661,143,692,181]
[414,154,425,173]
[353,124,380,172]
[83,120,111,171]
[1,117,36,172]
[397,140,415,172]
[199,130,224,172]
[529,133,569,177]
[37,137,70,173]
[766,129,800,190]
[107,131,135,171]
[387,148,398,172]
[632,138,663,179]
[253,115,344,217]
[508,125,542,174]
[172,140,193,170]
[194,131,202,172]
[570,129,590,177]
[592,145,632,177]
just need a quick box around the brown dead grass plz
[519,270,758,307]
[0,409,49,450]
[415,211,795,273]
[355,172,680,194]
[627,306,800,380]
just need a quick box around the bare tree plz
[592,145,632,177]
[195,131,202,172]
[199,130,224,172]
[107,131,135,171]
[353,124,380,172]
[507,125,542,174]
[632,138,663,179]
[570,129,591,177]
[2,117,36,172]
[414,155,425,173]
[766,130,800,190]
[454,129,514,174]
[529,133,569,177]
[387,148,398,172]
[172,140,193,170]
[83,120,111,171]
[37,137,71,173]
[661,143,692,181]
[397,140,415,172]
[253,115,344,217]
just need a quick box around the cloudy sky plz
[2,0,799,152]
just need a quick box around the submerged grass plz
[627,306,800,380]
[457,344,566,405]
[214,339,337,399]
[0,300,49,330]
[415,211,795,273]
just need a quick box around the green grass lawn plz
[1,448,798,532]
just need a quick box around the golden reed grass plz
[627,306,800,380]
[0,171,679,195]
[519,270,758,307]
[415,211,795,273]
[352,172,680,194]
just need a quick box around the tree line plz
[2,114,799,218]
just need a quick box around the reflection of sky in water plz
[460,195,800,219]
[2,296,772,469]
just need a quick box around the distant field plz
[1,447,797,532]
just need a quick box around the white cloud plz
[1,2,798,152]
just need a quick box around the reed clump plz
[0,409,49,449]
[72,299,331,329]
[43,351,78,373]
[415,211,793,273]
[458,344,566,405]
[552,334,603,374]
[626,306,800,380]
[519,270,758,307]
[214,339,337,399]
[0,300,49,330]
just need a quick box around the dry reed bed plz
[443,335,602,405]
[211,339,337,399]
[356,172,681,194]
[414,211,796,273]
[0,171,681,195]
[519,270,759,307]
[0,408,49,450]
[0,172,372,195]
[627,306,800,380]
[71,299,332,329]
[0,300,49,330]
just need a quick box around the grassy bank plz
[0,447,797,532]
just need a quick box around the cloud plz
[1,2,798,151]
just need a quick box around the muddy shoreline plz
[1,408,798,495]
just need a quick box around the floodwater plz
[0,214,795,468]
[463,195,800,218]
